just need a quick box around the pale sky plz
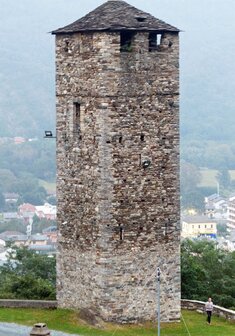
[0,0,234,136]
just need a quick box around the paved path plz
[0,322,79,336]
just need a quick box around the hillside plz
[0,0,235,141]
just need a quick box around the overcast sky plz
[0,0,235,136]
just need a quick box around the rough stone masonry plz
[52,0,180,323]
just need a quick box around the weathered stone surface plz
[54,4,180,323]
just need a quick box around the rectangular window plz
[73,102,81,135]
[149,33,162,52]
[119,225,124,241]
[120,31,135,52]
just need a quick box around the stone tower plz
[52,0,180,323]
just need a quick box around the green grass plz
[199,169,235,187]
[38,179,56,194]
[0,309,233,335]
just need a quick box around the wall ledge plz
[0,299,57,309]
[181,299,235,322]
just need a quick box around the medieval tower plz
[53,0,180,323]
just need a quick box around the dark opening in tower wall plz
[135,16,147,22]
[149,33,162,51]
[120,31,135,52]
[73,102,81,135]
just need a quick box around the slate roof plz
[52,0,179,35]
[182,216,216,224]
[31,234,48,241]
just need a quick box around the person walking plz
[205,297,213,324]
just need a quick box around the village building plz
[227,195,235,230]
[18,203,36,223]
[35,203,57,221]
[0,231,28,247]
[181,216,217,239]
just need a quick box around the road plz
[0,322,79,336]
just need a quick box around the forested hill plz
[0,0,235,141]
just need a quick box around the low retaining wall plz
[181,299,235,322]
[0,298,234,322]
[0,299,57,309]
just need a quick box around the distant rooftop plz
[31,234,48,241]
[43,226,57,233]
[52,0,179,35]
[182,216,216,224]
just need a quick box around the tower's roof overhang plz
[52,0,180,35]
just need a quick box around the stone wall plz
[181,299,235,322]
[0,300,57,309]
[55,30,180,323]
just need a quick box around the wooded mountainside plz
[0,0,235,164]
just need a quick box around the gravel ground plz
[0,322,80,336]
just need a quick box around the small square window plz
[120,31,135,52]
[149,33,162,52]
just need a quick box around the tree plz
[0,190,5,211]
[180,161,203,211]
[0,246,56,300]
[217,223,228,238]
[216,169,231,190]
[181,239,235,309]
[32,216,57,234]
[181,161,201,194]
[0,219,25,234]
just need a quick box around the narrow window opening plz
[120,31,135,52]
[64,41,69,52]
[119,136,123,144]
[140,134,145,142]
[73,102,81,135]
[149,33,162,52]
[164,222,168,236]
[119,225,124,241]
[157,34,162,46]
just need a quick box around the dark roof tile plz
[52,0,179,34]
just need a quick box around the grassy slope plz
[199,169,235,188]
[0,309,233,336]
[38,179,56,194]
